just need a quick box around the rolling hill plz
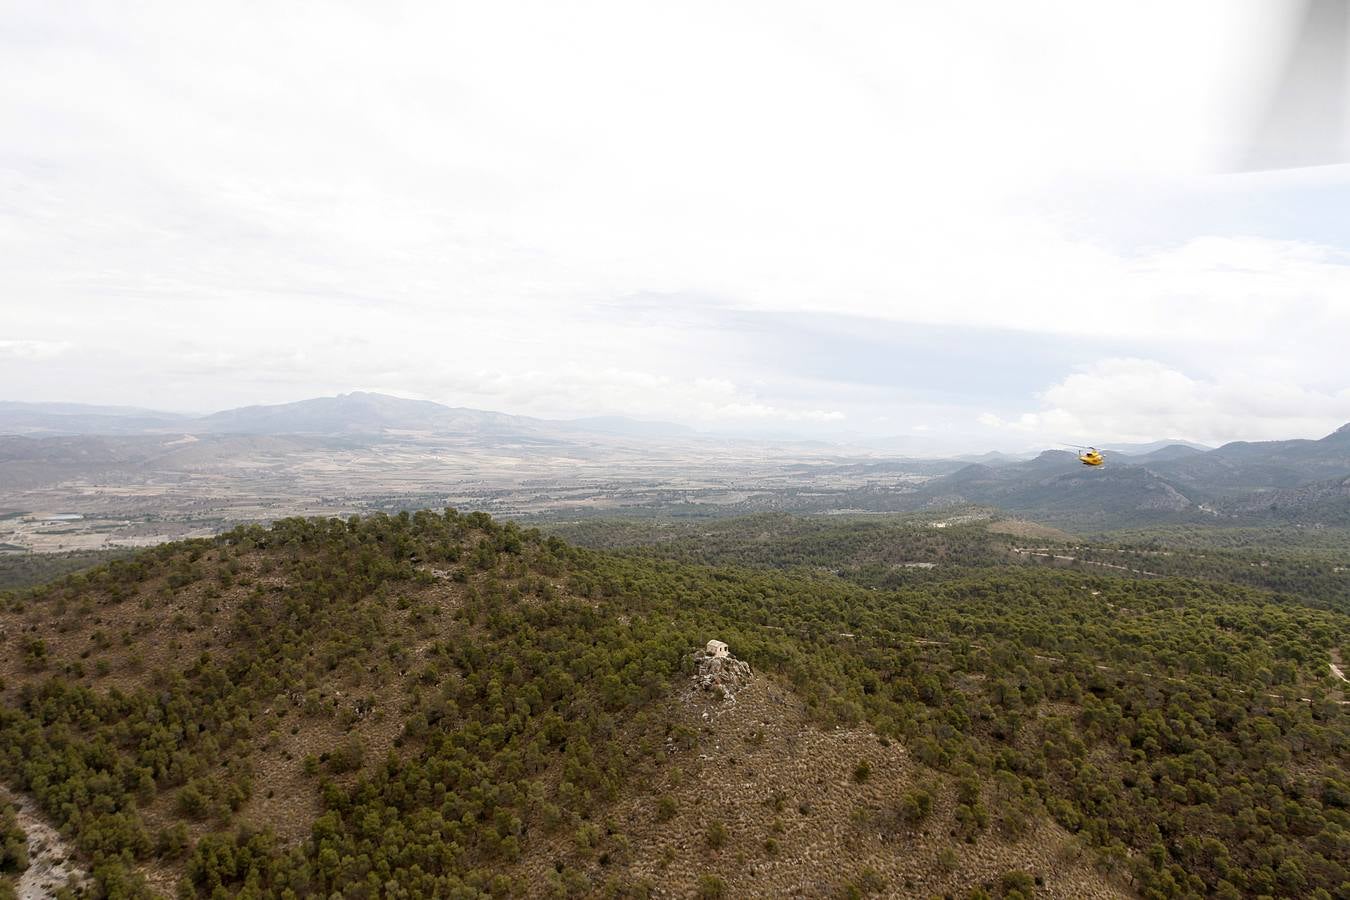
[913,451,1198,528]
[0,511,1345,898]
[1147,423,1350,496]
[912,425,1350,528]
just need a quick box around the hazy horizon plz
[8,389,1350,456]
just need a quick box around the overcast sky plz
[4,0,1350,451]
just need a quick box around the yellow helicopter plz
[1058,444,1104,466]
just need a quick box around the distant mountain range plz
[3,394,1348,528]
[194,392,553,436]
[914,425,1350,527]
[1128,444,1209,464]
[1099,439,1213,456]
[0,393,696,441]
[0,400,193,436]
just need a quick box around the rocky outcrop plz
[692,641,752,700]
[1,786,88,900]
[1136,481,1193,511]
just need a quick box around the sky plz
[4,0,1350,453]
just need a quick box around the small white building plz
[706,639,729,658]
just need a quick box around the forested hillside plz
[903,425,1350,529]
[0,511,1347,898]
[549,513,1350,609]
[0,549,133,591]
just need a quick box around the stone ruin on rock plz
[692,639,752,700]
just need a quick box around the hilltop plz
[1,511,1347,897]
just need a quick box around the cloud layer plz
[983,359,1350,446]
[2,1,1348,448]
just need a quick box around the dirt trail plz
[0,786,88,900]
[1331,649,1348,685]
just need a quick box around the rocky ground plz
[515,655,1131,899]
[0,787,87,900]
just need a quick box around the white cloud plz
[983,358,1350,445]
[0,340,71,360]
[398,367,845,427]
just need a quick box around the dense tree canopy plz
[0,510,1345,897]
